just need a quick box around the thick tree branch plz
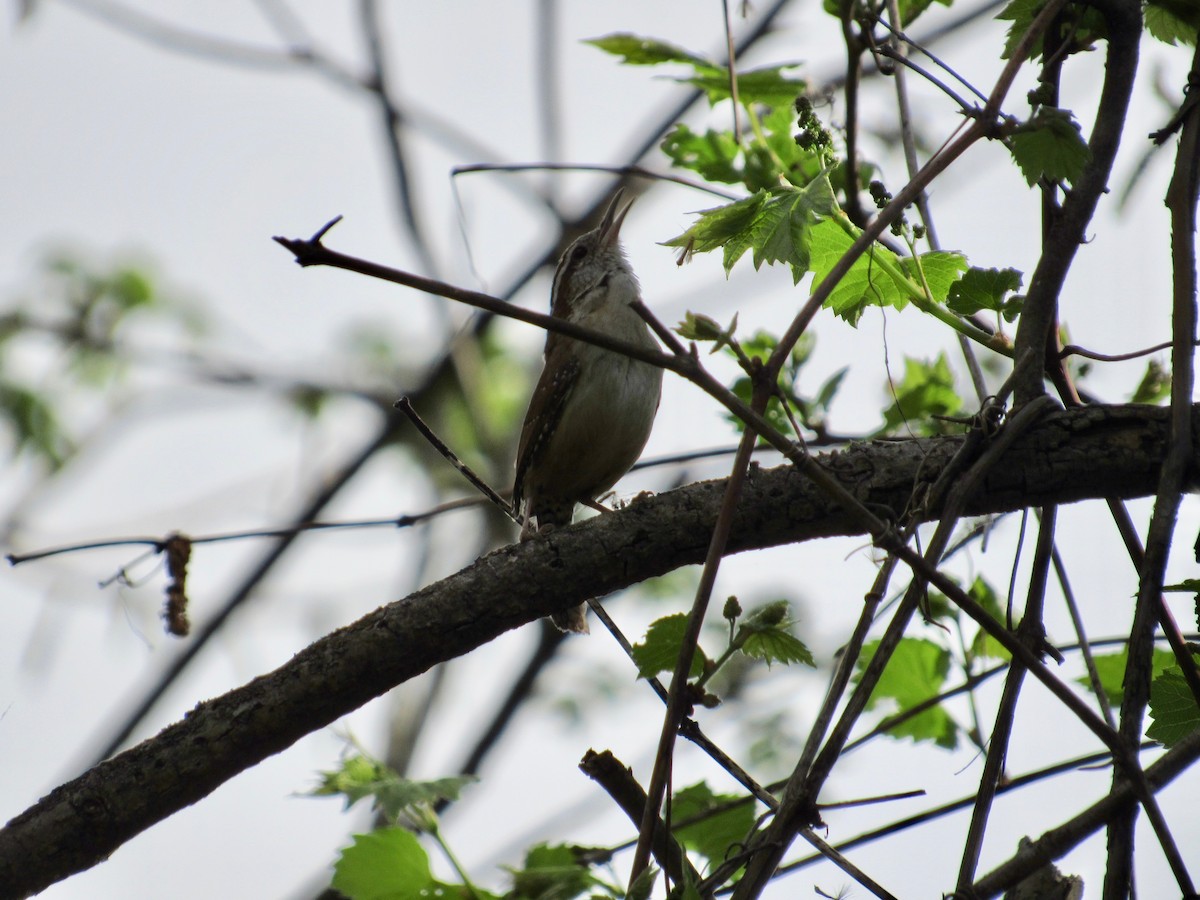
[0,403,1195,898]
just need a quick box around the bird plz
[512,189,663,633]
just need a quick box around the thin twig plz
[955,505,1058,890]
[394,397,518,522]
[800,830,899,900]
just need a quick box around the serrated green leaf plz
[899,251,969,304]
[584,33,706,66]
[947,266,1024,317]
[740,627,815,668]
[857,637,959,748]
[1148,669,1200,746]
[966,576,1012,662]
[506,842,595,900]
[749,190,819,282]
[1145,0,1200,46]
[672,782,756,864]
[632,614,707,679]
[1080,649,1180,707]
[996,0,1105,59]
[664,180,833,281]
[809,220,908,324]
[311,756,476,826]
[996,0,1044,59]
[1131,359,1171,405]
[752,181,838,282]
[682,64,807,107]
[661,124,742,184]
[829,0,949,25]
[1009,107,1091,186]
[662,192,768,267]
[878,354,964,436]
[332,828,433,900]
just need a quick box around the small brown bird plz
[513,190,663,633]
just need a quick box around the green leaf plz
[626,866,658,900]
[662,192,769,271]
[1131,359,1171,404]
[736,601,815,668]
[808,220,904,324]
[664,180,834,281]
[814,367,848,414]
[741,627,815,668]
[878,354,964,436]
[750,183,836,282]
[947,266,1024,317]
[0,382,70,468]
[1009,107,1091,186]
[506,843,596,900]
[827,0,949,25]
[857,637,959,748]
[332,828,434,900]
[672,782,756,864]
[682,64,808,107]
[110,267,155,310]
[996,0,1105,59]
[1148,668,1200,746]
[899,251,969,304]
[1079,649,1180,708]
[966,576,1012,663]
[724,336,808,436]
[1145,0,1200,46]
[310,756,476,827]
[997,0,1043,58]
[632,614,708,679]
[584,33,705,66]
[675,311,737,352]
[661,124,742,183]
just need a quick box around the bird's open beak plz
[597,188,634,249]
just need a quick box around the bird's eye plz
[571,244,588,262]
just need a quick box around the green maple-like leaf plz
[1131,359,1172,404]
[633,614,708,679]
[1082,649,1185,708]
[310,756,475,827]
[1148,668,1200,746]
[878,354,964,436]
[584,33,705,66]
[332,828,434,900]
[736,602,815,668]
[682,64,808,107]
[661,124,741,184]
[1009,106,1091,186]
[946,266,1024,318]
[505,843,597,900]
[857,637,959,748]
[672,782,756,864]
[1145,0,1200,45]
[663,179,835,282]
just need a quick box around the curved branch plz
[0,403,1194,897]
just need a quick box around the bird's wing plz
[513,341,580,510]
